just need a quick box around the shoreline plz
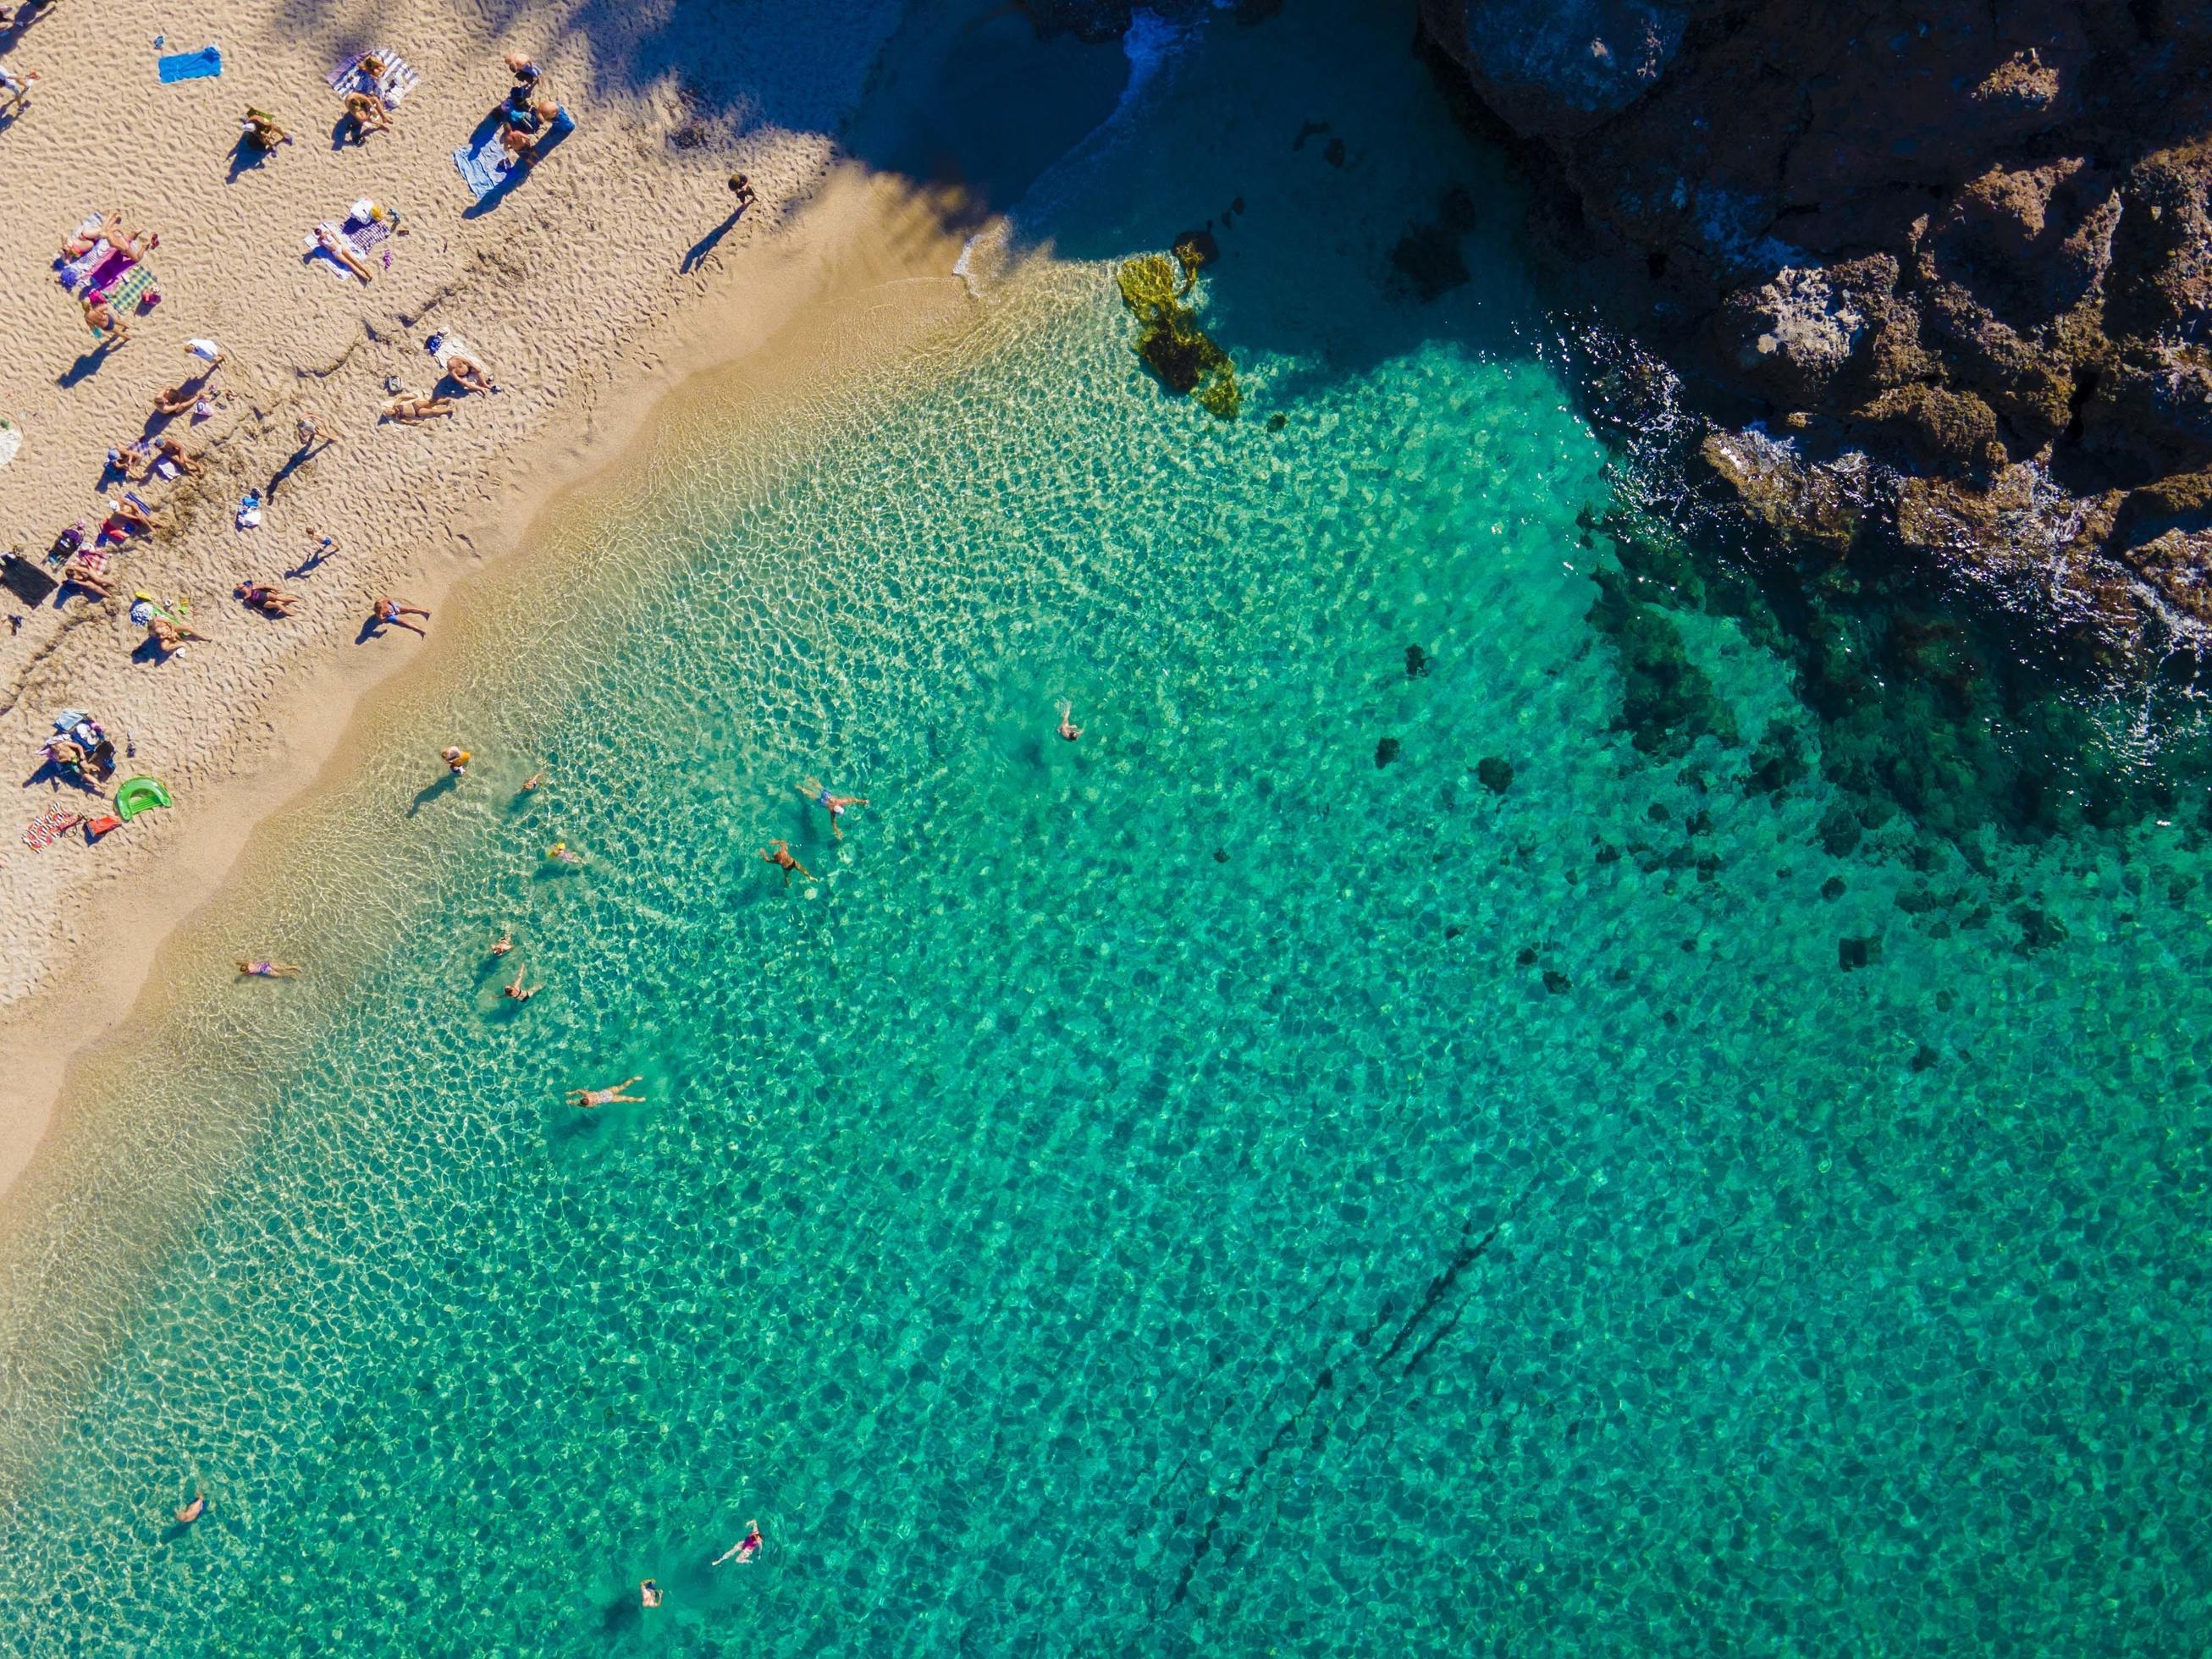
[0,0,985,1201]
[0,166,976,1199]
[0,164,989,1498]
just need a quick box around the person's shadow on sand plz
[225,133,278,184]
[680,207,746,274]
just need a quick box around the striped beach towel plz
[23,804,81,849]
[328,48,419,106]
[104,262,156,313]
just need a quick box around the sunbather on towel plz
[155,437,203,477]
[436,342,496,394]
[383,394,454,422]
[314,223,375,282]
[103,499,156,537]
[62,559,114,599]
[62,214,146,260]
[343,88,391,141]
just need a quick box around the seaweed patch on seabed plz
[1143,1188,1531,1625]
[1117,240,1242,421]
[1558,333,2212,853]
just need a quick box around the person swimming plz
[712,1519,764,1565]
[1057,701,1083,741]
[797,778,869,840]
[237,960,301,978]
[569,1076,645,1108]
[546,841,583,866]
[490,932,515,957]
[759,841,814,885]
[174,1492,207,1525]
[639,1579,663,1609]
[501,965,533,1002]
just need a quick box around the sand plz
[0,0,982,1198]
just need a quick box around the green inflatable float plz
[113,776,172,821]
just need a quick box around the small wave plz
[955,8,1197,296]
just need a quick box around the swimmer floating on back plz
[546,841,583,866]
[237,960,301,978]
[568,1076,645,1108]
[712,1519,764,1565]
[501,964,533,1002]
[797,777,868,840]
[490,932,515,957]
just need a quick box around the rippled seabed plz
[6,4,2211,1653]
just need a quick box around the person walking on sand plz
[712,1520,764,1565]
[1057,701,1083,742]
[371,596,429,637]
[760,841,814,885]
[82,290,130,344]
[174,1492,207,1525]
[797,778,868,840]
[569,1076,644,1108]
[490,931,515,957]
[237,960,301,978]
[729,173,757,210]
[502,963,533,1002]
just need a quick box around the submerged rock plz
[1115,252,1242,421]
[1476,755,1514,792]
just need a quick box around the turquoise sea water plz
[5,3,2211,1652]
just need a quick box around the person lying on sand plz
[82,291,130,343]
[234,581,301,616]
[382,394,453,423]
[443,350,496,394]
[505,51,541,89]
[314,223,374,283]
[341,88,391,141]
[370,596,430,636]
[501,964,533,1001]
[155,437,203,477]
[760,840,814,885]
[568,1076,645,1108]
[63,212,148,260]
[237,960,301,978]
[150,383,201,417]
[62,559,114,598]
[241,105,290,147]
[147,615,205,651]
[104,498,156,537]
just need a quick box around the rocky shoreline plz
[1415,0,2212,668]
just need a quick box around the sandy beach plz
[0,0,977,1197]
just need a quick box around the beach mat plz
[2,553,57,608]
[157,45,223,84]
[328,49,419,105]
[453,106,571,201]
[302,214,389,280]
[105,262,156,312]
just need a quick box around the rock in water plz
[1416,0,2212,658]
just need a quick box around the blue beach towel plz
[452,105,572,201]
[157,45,223,84]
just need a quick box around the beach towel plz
[105,262,157,313]
[452,105,570,201]
[56,217,114,292]
[428,333,483,372]
[302,215,382,280]
[2,552,56,607]
[23,805,81,850]
[328,48,419,106]
[157,44,223,84]
[83,248,135,295]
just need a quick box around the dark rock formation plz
[1419,0,2212,659]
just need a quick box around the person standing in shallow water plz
[440,746,471,778]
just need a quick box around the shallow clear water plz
[4,4,2210,1654]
